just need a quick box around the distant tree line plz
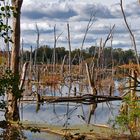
[22,45,137,67]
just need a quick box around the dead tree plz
[120,0,140,72]
[99,24,115,69]
[52,25,63,73]
[67,23,72,96]
[34,24,40,70]
[67,23,71,77]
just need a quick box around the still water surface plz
[0,82,121,139]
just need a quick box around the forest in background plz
[22,46,137,67]
[0,0,140,139]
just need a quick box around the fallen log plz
[40,94,122,103]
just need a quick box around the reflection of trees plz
[87,103,97,124]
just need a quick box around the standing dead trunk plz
[120,0,140,72]
[53,25,56,74]
[5,0,23,121]
[34,24,40,71]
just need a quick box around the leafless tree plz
[34,23,40,68]
[79,12,96,63]
[53,25,63,73]
[120,0,140,71]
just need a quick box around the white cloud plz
[21,23,35,30]
[20,0,140,52]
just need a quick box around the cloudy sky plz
[21,0,140,52]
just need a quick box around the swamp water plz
[0,83,122,139]
[20,101,121,125]
[0,101,121,140]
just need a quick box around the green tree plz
[5,0,23,121]
[123,49,135,63]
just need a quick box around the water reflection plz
[20,101,121,126]
[0,80,122,139]
[0,126,62,140]
[24,131,61,140]
[20,80,121,126]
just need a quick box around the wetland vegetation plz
[0,0,140,139]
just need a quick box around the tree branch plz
[120,0,140,70]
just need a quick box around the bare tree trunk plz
[52,25,63,73]
[6,0,23,121]
[85,63,94,95]
[102,24,115,69]
[79,12,95,74]
[67,23,72,97]
[120,0,140,71]
[19,62,29,90]
[53,25,56,74]
[30,46,33,75]
[61,54,67,77]
[67,23,71,77]
[20,38,24,71]
[34,24,40,71]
